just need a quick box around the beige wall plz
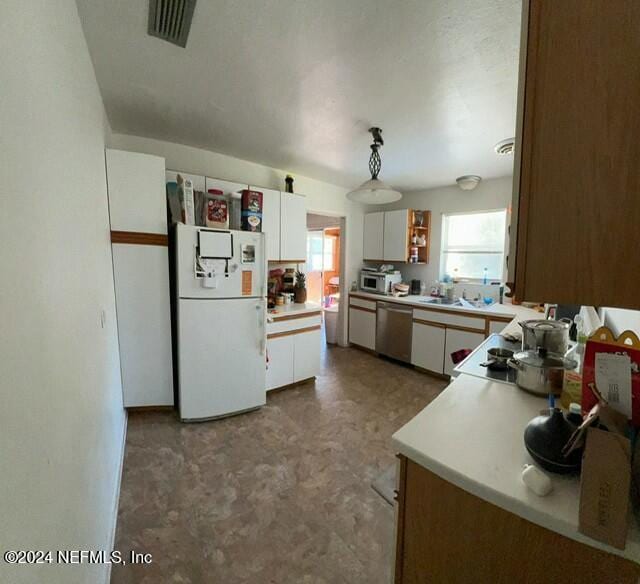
[110,134,365,344]
[0,2,125,583]
[373,176,514,287]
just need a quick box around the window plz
[306,231,334,271]
[440,210,507,281]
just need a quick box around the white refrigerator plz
[175,224,267,421]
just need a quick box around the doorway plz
[306,228,340,306]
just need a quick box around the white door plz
[443,328,485,376]
[293,328,322,382]
[280,192,307,261]
[255,186,281,261]
[112,244,174,407]
[363,212,384,260]
[266,335,294,390]
[106,149,167,234]
[383,209,409,262]
[411,321,446,374]
[348,307,376,350]
[178,297,266,420]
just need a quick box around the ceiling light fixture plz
[346,127,402,204]
[456,175,482,191]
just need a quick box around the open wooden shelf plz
[407,210,431,264]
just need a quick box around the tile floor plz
[111,345,446,584]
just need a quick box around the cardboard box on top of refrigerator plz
[241,189,263,232]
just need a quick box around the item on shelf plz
[241,189,263,232]
[177,174,195,225]
[409,246,419,263]
[413,210,424,227]
[282,268,296,291]
[275,294,284,306]
[285,174,294,193]
[411,233,418,245]
[203,188,229,229]
[294,270,307,304]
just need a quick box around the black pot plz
[523,408,582,474]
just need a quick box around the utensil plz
[508,347,577,396]
[520,319,571,354]
[480,347,514,371]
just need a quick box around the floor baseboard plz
[104,410,128,584]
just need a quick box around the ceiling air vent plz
[148,0,197,48]
[494,138,515,156]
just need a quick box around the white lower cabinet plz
[293,328,322,382]
[266,315,321,391]
[349,307,377,350]
[266,335,295,390]
[112,244,174,407]
[443,329,485,376]
[411,322,446,373]
[489,320,509,335]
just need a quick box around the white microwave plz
[360,270,402,294]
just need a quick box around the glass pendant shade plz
[346,178,402,203]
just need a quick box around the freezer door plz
[178,297,266,421]
[176,224,265,299]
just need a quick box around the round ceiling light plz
[456,175,482,191]
[347,127,402,204]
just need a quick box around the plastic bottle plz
[560,315,586,408]
[566,402,583,427]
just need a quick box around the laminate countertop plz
[348,291,542,322]
[392,374,640,564]
[267,301,322,320]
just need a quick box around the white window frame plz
[439,208,508,282]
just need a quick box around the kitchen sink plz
[417,297,461,306]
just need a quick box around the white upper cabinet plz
[363,212,384,260]
[106,149,167,233]
[254,186,280,262]
[383,209,409,262]
[280,192,307,261]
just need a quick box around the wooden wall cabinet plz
[510,0,640,309]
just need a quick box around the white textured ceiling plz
[76,0,521,191]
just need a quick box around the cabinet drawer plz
[349,296,377,311]
[413,308,485,332]
[267,314,322,335]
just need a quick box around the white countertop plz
[349,291,542,321]
[392,374,640,563]
[268,301,322,319]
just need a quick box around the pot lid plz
[520,319,570,331]
[513,347,574,369]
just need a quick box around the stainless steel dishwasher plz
[376,301,413,363]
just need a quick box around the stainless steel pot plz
[519,319,571,354]
[508,348,577,396]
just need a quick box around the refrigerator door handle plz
[257,302,266,356]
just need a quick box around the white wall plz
[0,3,125,584]
[373,176,514,287]
[109,134,365,345]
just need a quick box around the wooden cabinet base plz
[395,456,639,584]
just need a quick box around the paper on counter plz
[595,352,632,419]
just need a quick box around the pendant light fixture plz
[346,127,402,204]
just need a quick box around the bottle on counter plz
[560,315,586,408]
[565,402,583,427]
